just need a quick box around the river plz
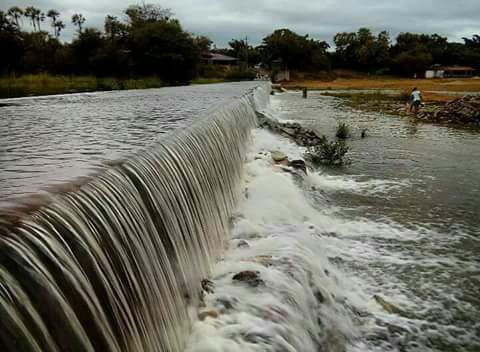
[187,89,480,352]
[0,82,259,207]
[1,84,479,351]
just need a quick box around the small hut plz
[426,65,476,79]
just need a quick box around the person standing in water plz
[410,87,422,115]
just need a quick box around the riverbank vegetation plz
[0,74,165,97]
[1,3,479,98]
[304,137,350,166]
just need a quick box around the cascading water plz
[0,84,270,352]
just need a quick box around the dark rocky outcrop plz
[256,111,325,146]
[387,95,480,127]
[425,95,480,126]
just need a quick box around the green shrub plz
[336,122,351,139]
[304,137,350,166]
[225,68,256,81]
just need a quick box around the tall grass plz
[0,74,165,98]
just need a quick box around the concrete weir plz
[0,83,270,352]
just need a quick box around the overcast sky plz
[1,0,479,46]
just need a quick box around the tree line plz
[1,3,479,82]
[0,4,207,83]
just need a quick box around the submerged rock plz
[374,294,411,318]
[198,308,219,321]
[252,255,274,267]
[271,150,288,162]
[288,159,307,174]
[256,111,326,146]
[232,270,264,287]
[201,279,215,294]
[237,239,250,248]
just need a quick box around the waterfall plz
[0,83,270,352]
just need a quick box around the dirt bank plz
[282,77,480,102]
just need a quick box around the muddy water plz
[187,90,479,352]
[0,82,259,207]
[271,91,480,351]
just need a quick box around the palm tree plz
[7,6,23,28]
[24,6,36,31]
[36,11,45,31]
[54,20,65,38]
[71,13,85,33]
[47,9,59,36]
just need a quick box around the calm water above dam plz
[0,82,259,206]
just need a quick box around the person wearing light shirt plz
[410,87,422,114]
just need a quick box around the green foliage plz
[336,122,351,139]
[0,74,164,98]
[261,28,330,71]
[225,68,256,81]
[304,137,350,166]
[334,28,391,72]
[333,29,480,75]
[0,3,207,84]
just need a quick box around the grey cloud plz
[1,0,479,45]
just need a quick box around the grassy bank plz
[0,74,166,99]
[283,76,480,102]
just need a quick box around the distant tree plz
[262,28,330,70]
[125,3,172,26]
[70,27,104,73]
[54,20,65,38]
[72,13,86,33]
[194,35,212,52]
[391,32,447,63]
[47,9,60,36]
[7,6,23,28]
[128,18,199,83]
[334,28,390,72]
[37,11,45,31]
[24,6,38,31]
[463,35,480,49]
[0,10,24,73]
[104,15,127,42]
[21,31,62,72]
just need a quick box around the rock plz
[201,279,215,294]
[288,159,307,174]
[373,295,411,318]
[256,111,325,147]
[271,150,288,162]
[433,95,480,125]
[232,270,264,287]
[215,296,238,311]
[198,309,219,321]
[237,240,250,248]
[313,289,325,303]
[252,255,273,267]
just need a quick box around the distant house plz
[202,52,238,65]
[426,65,476,79]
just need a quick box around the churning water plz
[1,85,479,352]
[186,91,480,352]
